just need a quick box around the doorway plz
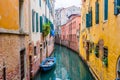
[86,41,90,61]
[20,49,25,80]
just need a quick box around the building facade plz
[28,0,55,79]
[0,0,55,80]
[80,0,120,80]
[0,0,30,80]
[61,14,81,53]
[55,6,81,43]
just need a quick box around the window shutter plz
[104,0,108,20]
[114,0,120,15]
[96,2,99,24]
[89,10,92,26]
[36,13,39,32]
[118,0,120,13]
[39,0,41,7]
[32,10,34,32]
[86,14,90,28]
[114,0,118,15]
[40,16,43,33]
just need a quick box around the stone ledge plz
[0,28,29,36]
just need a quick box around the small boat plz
[40,57,56,71]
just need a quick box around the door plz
[20,49,25,80]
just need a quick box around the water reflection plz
[34,45,95,80]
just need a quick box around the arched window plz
[117,57,120,79]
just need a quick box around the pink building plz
[61,14,81,52]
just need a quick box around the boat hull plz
[40,57,56,71]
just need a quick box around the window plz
[86,10,92,28]
[104,0,108,20]
[20,49,25,80]
[40,16,43,32]
[117,58,120,79]
[19,0,24,31]
[36,13,39,32]
[94,45,99,58]
[34,47,37,55]
[32,10,35,32]
[95,1,99,24]
[102,47,108,67]
[114,0,120,15]
[39,0,41,7]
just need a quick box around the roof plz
[68,14,80,19]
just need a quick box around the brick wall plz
[0,34,30,80]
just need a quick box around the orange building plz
[61,14,81,52]
[0,0,31,80]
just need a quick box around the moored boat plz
[40,57,56,71]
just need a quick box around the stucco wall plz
[0,0,19,30]
[80,0,120,80]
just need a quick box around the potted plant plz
[102,56,108,67]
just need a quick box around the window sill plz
[96,24,99,26]
[117,13,120,16]
[103,20,108,24]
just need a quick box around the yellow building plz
[80,0,120,80]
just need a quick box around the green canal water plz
[34,44,95,80]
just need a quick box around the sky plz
[55,0,81,9]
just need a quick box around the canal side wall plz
[55,40,79,54]
[48,37,54,57]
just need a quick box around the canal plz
[34,44,95,80]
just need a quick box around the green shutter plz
[39,0,41,7]
[104,0,108,20]
[40,16,43,32]
[89,10,92,26]
[114,0,118,15]
[86,10,92,28]
[36,13,39,32]
[96,2,99,24]
[86,14,90,28]
[32,10,34,32]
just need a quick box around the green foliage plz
[102,57,108,67]
[42,22,50,37]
